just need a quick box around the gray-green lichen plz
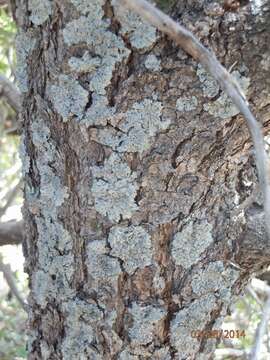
[108,226,153,274]
[91,153,138,222]
[70,0,104,16]
[129,303,166,345]
[68,52,101,74]
[60,280,105,359]
[170,294,217,357]
[94,99,169,153]
[191,261,239,297]
[62,323,99,360]
[63,4,130,127]
[198,65,250,119]
[203,70,250,119]
[15,30,36,92]
[119,350,139,359]
[176,96,198,112]
[112,0,158,50]
[82,95,115,127]
[145,54,161,71]
[28,0,52,26]
[86,240,122,281]
[19,133,30,176]
[47,75,89,122]
[171,220,213,269]
[197,64,219,99]
[30,119,74,308]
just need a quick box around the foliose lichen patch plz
[30,119,74,308]
[128,303,166,345]
[170,294,217,356]
[191,261,239,297]
[15,30,36,92]
[197,64,250,119]
[197,64,220,99]
[112,0,158,50]
[86,240,122,281]
[145,54,161,71]
[176,96,198,112]
[108,225,153,274]
[91,153,138,222]
[171,220,213,269]
[62,3,130,125]
[93,99,169,153]
[28,0,52,26]
[47,75,89,122]
[19,133,30,176]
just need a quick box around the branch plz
[0,219,23,246]
[120,0,270,241]
[0,0,9,6]
[0,257,28,311]
[0,74,21,113]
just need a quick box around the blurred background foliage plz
[0,2,270,360]
[0,3,27,360]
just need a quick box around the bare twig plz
[251,289,270,359]
[0,257,27,311]
[120,0,270,240]
[0,74,21,113]
[246,284,263,308]
[0,179,23,220]
[0,219,23,246]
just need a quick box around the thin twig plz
[0,179,23,220]
[120,0,270,240]
[0,257,28,312]
[246,284,263,308]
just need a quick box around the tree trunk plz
[13,0,270,358]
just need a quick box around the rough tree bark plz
[12,0,270,359]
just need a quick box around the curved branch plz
[121,0,270,241]
[0,258,28,311]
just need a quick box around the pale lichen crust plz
[197,64,250,119]
[191,261,239,298]
[108,225,153,274]
[129,303,166,346]
[176,95,198,112]
[112,0,158,50]
[93,99,170,153]
[171,294,217,356]
[86,239,122,283]
[30,119,74,308]
[28,0,52,26]
[171,220,213,269]
[61,3,130,124]
[91,153,138,222]
[48,75,89,122]
[15,30,36,93]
